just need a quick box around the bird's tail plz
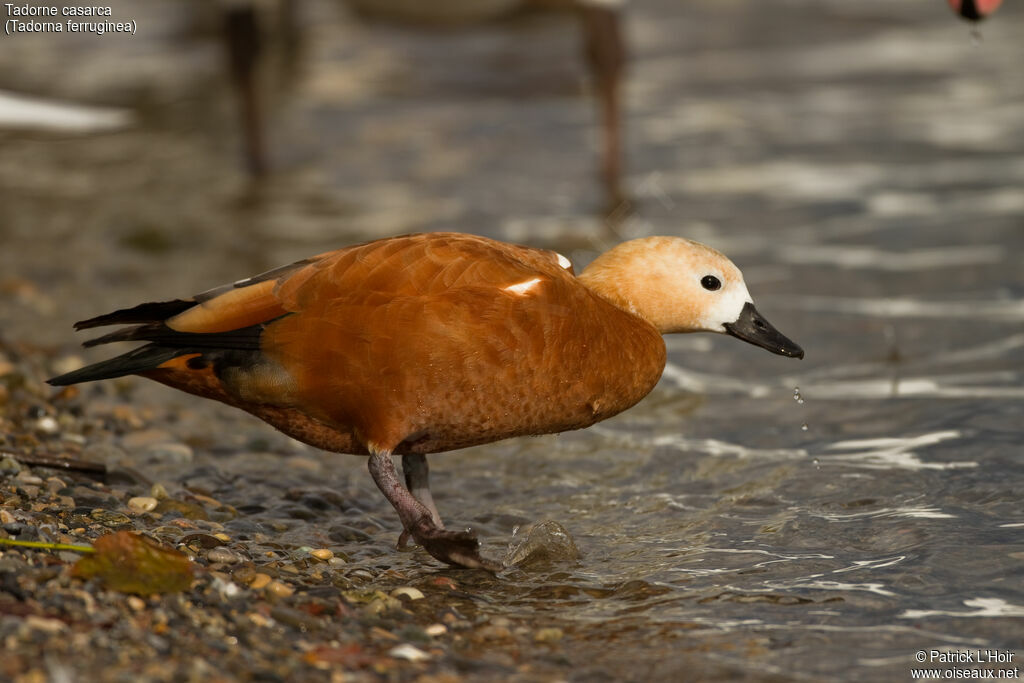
[48,344,191,386]
[47,297,263,386]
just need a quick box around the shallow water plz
[2,0,1023,680]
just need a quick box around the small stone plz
[90,509,133,528]
[111,405,144,429]
[179,533,224,549]
[120,429,174,450]
[212,533,231,543]
[504,520,579,567]
[22,615,67,634]
[249,573,272,590]
[348,569,374,581]
[18,485,40,499]
[424,624,447,637]
[309,548,333,561]
[34,416,59,434]
[14,472,44,486]
[127,496,158,513]
[141,442,193,465]
[211,576,241,599]
[81,443,129,466]
[51,355,84,376]
[207,547,241,564]
[369,626,400,642]
[388,644,430,662]
[391,587,425,601]
[0,509,16,525]
[477,625,512,640]
[150,483,169,500]
[534,627,564,643]
[265,580,294,598]
[127,596,146,611]
[248,612,273,628]
[0,455,23,474]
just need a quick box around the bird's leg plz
[398,454,443,548]
[580,2,626,212]
[367,449,500,571]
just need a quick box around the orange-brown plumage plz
[51,231,802,570]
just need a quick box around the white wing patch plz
[503,277,543,296]
[556,252,572,270]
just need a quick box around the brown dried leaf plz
[72,531,195,594]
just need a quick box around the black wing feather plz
[73,300,195,331]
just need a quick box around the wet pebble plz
[327,524,371,542]
[66,486,117,510]
[207,547,242,564]
[476,624,512,641]
[140,442,194,465]
[120,429,174,450]
[90,509,133,529]
[249,573,272,590]
[309,548,333,561]
[389,644,430,662]
[14,471,44,486]
[127,496,158,513]
[50,355,84,377]
[0,455,22,474]
[391,587,425,601]
[265,580,294,598]
[211,576,241,599]
[34,416,59,434]
[270,605,319,631]
[347,569,374,581]
[534,627,564,643]
[81,443,130,466]
[20,615,67,636]
[179,533,224,550]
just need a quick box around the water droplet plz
[797,398,804,405]
[801,423,809,431]
[812,458,820,470]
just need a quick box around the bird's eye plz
[701,275,721,291]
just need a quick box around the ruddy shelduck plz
[51,232,803,570]
[947,0,1003,21]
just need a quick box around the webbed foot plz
[412,523,502,572]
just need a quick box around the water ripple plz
[900,598,1024,619]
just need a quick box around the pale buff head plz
[579,236,750,333]
[579,236,804,358]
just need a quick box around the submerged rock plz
[503,520,580,567]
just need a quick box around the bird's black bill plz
[724,302,804,359]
